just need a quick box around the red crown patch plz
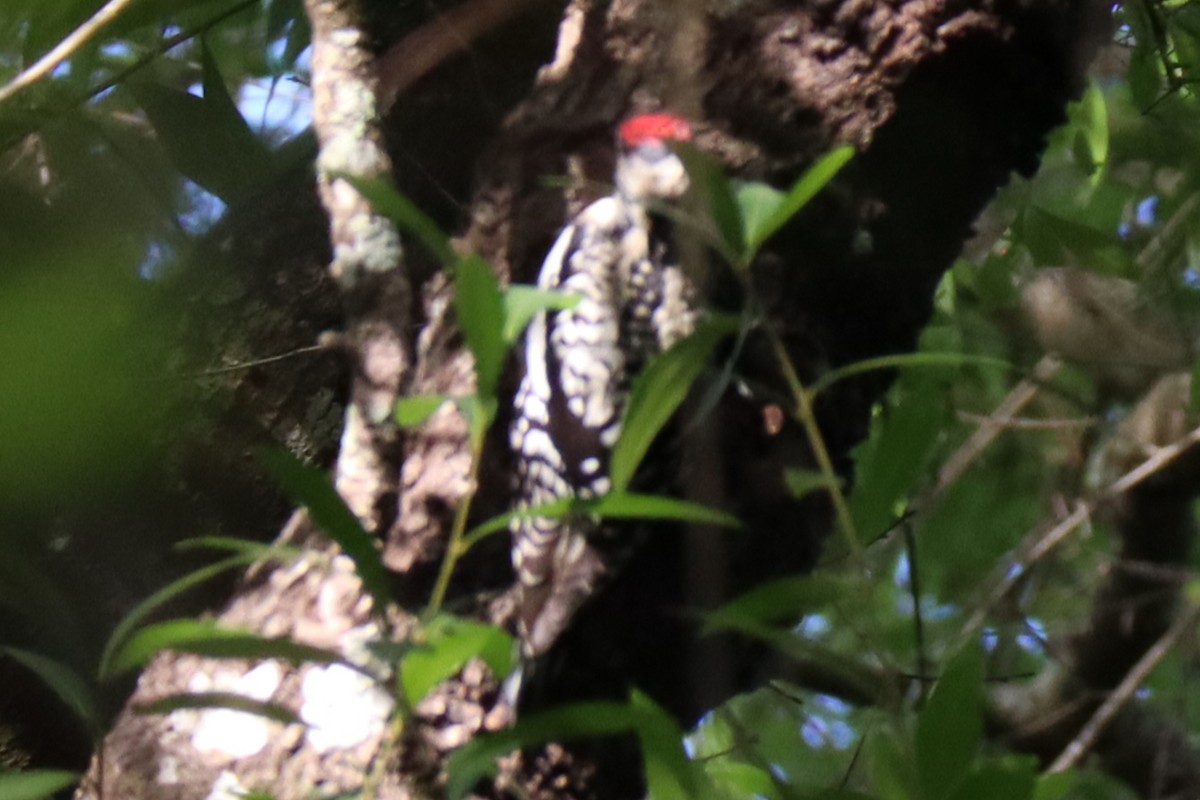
[618,113,692,147]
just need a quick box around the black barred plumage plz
[510,113,695,658]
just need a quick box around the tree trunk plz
[76,1,1108,798]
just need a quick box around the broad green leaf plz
[454,254,506,399]
[590,492,741,528]
[630,690,701,800]
[847,379,946,544]
[0,647,100,739]
[1032,771,1075,800]
[259,448,391,614]
[128,49,271,203]
[1068,83,1108,181]
[104,619,350,678]
[401,615,514,705]
[866,727,917,800]
[742,145,854,255]
[735,181,786,255]
[341,174,453,264]
[502,285,579,344]
[99,553,261,679]
[784,468,841,499]
[395,394,448,427]
[945,762,1035,800]
[917,645,983,800]
[703,575,845,634]
[134,691,303,725]
[0,770,78,800]
[611,314,739,491]
[702,760,777,800]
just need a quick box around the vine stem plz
[424,426,486,618]
[765,325,862,561]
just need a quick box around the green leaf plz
[340,174,454,264]
[453,393,498,447]
[134,691,303,725]
[680,146,745,261]
[703,575,845,634]
[610,314,739,491]
[810,352,1010,397]
[945,761,1036,800]
[917,645,984,800]
[453,254,506,399]
[784,468,841,499]
[104,619,350,678]
[447,701,637,798]
[742,144,854,256]
[0,770,79,800]
[401,615,514,705]
[589,492,741,528]
[0,647,101,739]
[447,692,699,799]
[1068,82,1108,180]
[259,448,392,614]
[173,537,301,561]
[126,44,273,204]
[867,727,918,800]
[1032,771,1076,800]
[99,553,261,680]
[630,690,701,800]
[1190,359,1200,416]
[502,285,579,345]
[395,394,449,427]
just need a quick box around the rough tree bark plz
[75,1,1115,798]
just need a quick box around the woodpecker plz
[510,113,695,658]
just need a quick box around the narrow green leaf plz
[447,699,659,798]
[340,174,453,264]
[0,647,101,739]
[745,144,854,254]
[105,619,350,678]
[784,468,841,499]
[134,691,303,726]
[453,254,506,399]
[630,690,699,800]
[502,286,579,345]
[0,770,79,800]
[174,536,299,560]
[400,615,514,705]
[611,314,739,491]
[1189,359,1200,416]
[590,492,741,528]
[679,146,745,261]
[259,448,391,614]
[917,645,984,800]
[703,575,845,634]
[453,394,498,447]
[99,553,260,680]
[460,498,575,549]
[810,352,1011,397]
[395,394,448,427]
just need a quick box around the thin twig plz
[932,354,1062,504]
[954,410,1098,431]
[964,421,1200,636]
[0,0,140,106]
[1048,600,1200,773]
